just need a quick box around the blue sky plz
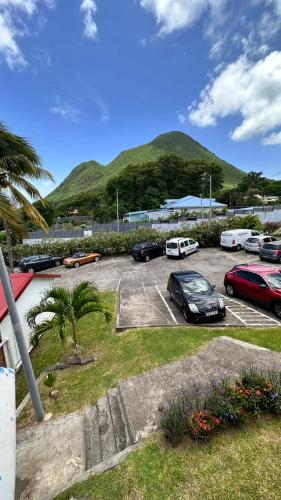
[1,0,281,196]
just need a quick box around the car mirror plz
[211,284,216,289]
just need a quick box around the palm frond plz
[0,191,23,229]
[9,186,49,231]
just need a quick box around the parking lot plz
[44,248,281,330]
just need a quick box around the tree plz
[0,122,53,270]
[26,281,111,349]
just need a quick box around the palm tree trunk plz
[4,221,14,272]
[72,321,78,346]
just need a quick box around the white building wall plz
[0,367,15,500]
[0,278,54,369]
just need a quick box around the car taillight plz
[273,250,280,255]
[232,240,235,245]
[140,250,144,255]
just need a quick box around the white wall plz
[0,278,54,369]
[0,367,15,500]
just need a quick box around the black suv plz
[132,242,165,262]
[167,271,226,322]
[19,255,63,273]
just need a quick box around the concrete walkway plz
[16,337,281,499]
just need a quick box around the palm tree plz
[0,122,53,270]
[26,281,111,348]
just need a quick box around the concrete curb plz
[52,442,142,499]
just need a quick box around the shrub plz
[12,215,262,262]
[159,368,281,444]
[43,371,57,388]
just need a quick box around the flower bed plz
[159,369,281,444]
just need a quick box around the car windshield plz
[181,278,212,295]
[263,244,277,250]
[73,252,86,258]
[266,273,281,289]
[167,242,178,249]
[247,238,259,243]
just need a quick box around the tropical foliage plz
[0,122,53,268]
[10,214,261,263]
[26,281,111,348]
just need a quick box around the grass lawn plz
[57,418,281,500]
[17,291,281,429]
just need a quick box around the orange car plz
[63,251,101,268]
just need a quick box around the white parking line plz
[116,277,121,291]
[220,294,280,326]
[155,285,178,325]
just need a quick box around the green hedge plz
[10,214,261,262]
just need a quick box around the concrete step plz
[84,406,102,469]
[97,396,117,461]
[107,387,133,452]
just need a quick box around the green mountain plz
[47,131,246,205]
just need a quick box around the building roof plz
[0,273,60,323]
[163,195,226,210]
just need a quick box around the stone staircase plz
[84,387,134,470]
[17,336,281,500]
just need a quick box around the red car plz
[224,263,281,318]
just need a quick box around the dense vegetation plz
[10,214,261,262]
[219,171,281,206]
[47,131,246,215]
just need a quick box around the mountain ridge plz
[47,131,246,205]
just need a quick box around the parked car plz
[244,235,277,253]
[132,242,165,262]
[18,255,63,273]
[63,252,101,268]
[220,229,261,251]
[224,263,281,318]
[259,241,281,263]
[166,238,199,259]
[167,271,226,322]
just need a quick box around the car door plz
[172,279,183,309]
[188,239,197,253]
[184,240,190,255]
[245,273,272,305]
[38,255,50,271]
[233,270,254,297]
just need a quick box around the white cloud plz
[50,97,81,123]
[0,0,54,69]
[81,0,97,39]
[139,0,226,36]
[189,51,281,143]
[262,131,281,145]
[177,112,186,124]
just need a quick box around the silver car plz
[244,235,277,253]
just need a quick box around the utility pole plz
[0,247,44,422]
[200,193,203,221]
[116,189,120,233]
[209,173,212,221]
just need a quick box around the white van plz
[166,237,199,258]
[220,229,261,251]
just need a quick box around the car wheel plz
[162,249,166,256]
[55,260,61,267]
[94,256,100,262]
[225,283,235,297]
[74,262,80,268]
[183,309,189,322]
[27,267,34,274]
[273,302,281,318]
[260,256,264,261]
[195,246,199,253]
[145,255,150,262]
[168,290,172,301]
[180,252,184,259]
[236,244,242,251]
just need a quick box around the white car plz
[166,237,199,259]
[220,229,261,251]
[244,235,277,253]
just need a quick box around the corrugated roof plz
[0,273,60,323]
[163,195,226,209]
